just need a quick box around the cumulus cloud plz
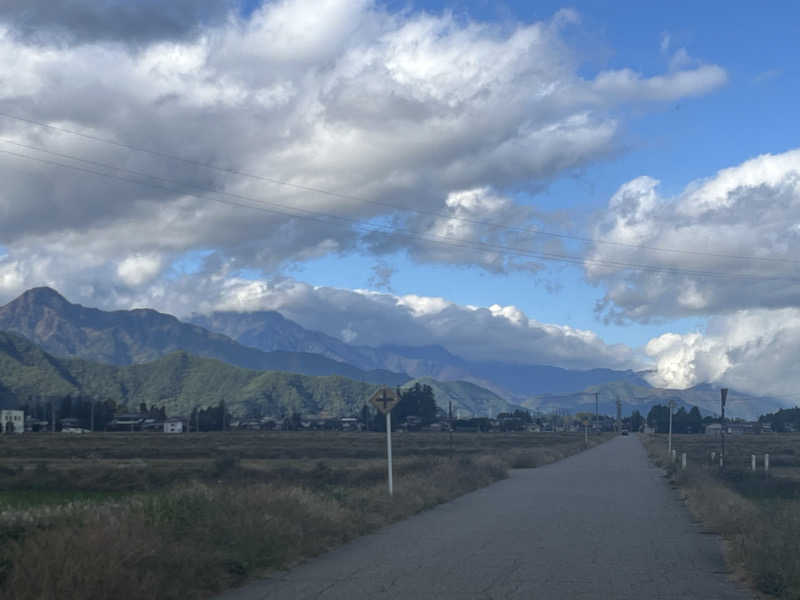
[0,260,637,370]
[116,254,163,287]
[590,64,726,103]
[645,309,800,400]
[0,0,727,291]
[162,274,640,370]
[588,149,800,322]
[0,0,236,46]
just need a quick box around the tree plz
[687,406,703,434]
[646,405,670,434]
[395,383,437,424]
[360,405,371,431]
[512,409,533,424]
[630,410,643,432]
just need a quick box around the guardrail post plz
[764,453,770,476]
[681,453,687,470]
[751,454,756,472]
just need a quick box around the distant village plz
[0,402,781,436]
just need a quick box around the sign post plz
[369,387,400,496]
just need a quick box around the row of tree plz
[758,407,800,433]
[21,396,118,430]
[646,405,705,434]
[20,396,173,431]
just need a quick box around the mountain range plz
[0,287,407,386]
[0,287,790,420]
[0,330,518,418]
[188,311,649,398]
[523,380,789,422]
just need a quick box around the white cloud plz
[191,277,637,370]
[0,1,727,285]
[116,254,163,287]
[0,268,639,371]
[645,309,800,400]
[590,64,727,103]
[588,148,800,322]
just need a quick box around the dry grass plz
[644,434,800,599]
[0,431,609,600]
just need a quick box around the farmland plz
[0,431,610,600]
[645,433,800,599]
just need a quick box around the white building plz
[1,410,24,434]
[163,419,184,433]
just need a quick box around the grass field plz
[645,433,800,599]
[0,430,610,600]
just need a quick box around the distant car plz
[621,429,629,436]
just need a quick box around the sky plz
[1,0,800,399]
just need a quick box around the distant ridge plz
[0,331,519,418]
[0,330,377,416]
[189,311,650,397]
[0,287,408,385]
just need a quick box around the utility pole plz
[720,388,728,468]
[667,399,674,456]
[448,401,454,459]
[595,392,599,433]
[615,399,622,432]
[90,399,95,432]
[50,398,55,433]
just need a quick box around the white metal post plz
[681,453,687,470]
[667,400,673,456]
[386,411,393,496]
[752,455,756,472]
[764,453,770,476]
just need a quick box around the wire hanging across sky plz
[3,140,799,285]
[2,111,799,267]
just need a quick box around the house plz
[60,417,88,433]
[1,410,24,434]
[163,418,185,433]
[25,416,49,432]
[108,413,147,431]
[339,417,361,431]
[705,422,766,436]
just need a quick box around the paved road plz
[218,436,754,599]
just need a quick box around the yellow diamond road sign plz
[369,387,400,414]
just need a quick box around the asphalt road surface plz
[217,436,754,599]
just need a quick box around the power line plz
[1,110,798,266]
[2,142,800,283]
[1,142,798,282]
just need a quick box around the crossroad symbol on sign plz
[369,387,400,414]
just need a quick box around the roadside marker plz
[369,387,400,496]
